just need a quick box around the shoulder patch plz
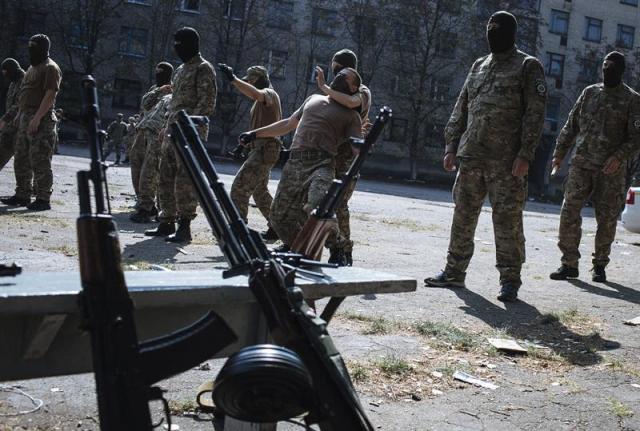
[535,79,547,96]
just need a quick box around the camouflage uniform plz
[326,84,372,252]
[123,120,137,161]
[443,47,547,285]
[157,54,216,223]
[104,119,127,162]
[134,94,171,211]
[230,87,282,223]
[0,72,23,170]
[553,83,640,268]
[13,58,62,202]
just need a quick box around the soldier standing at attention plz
[103,113,127,165]
[1,35,62,211]
[424,11,547,302]
[145,27,216,243]
[129,62,174,222]
[217,63,282,240]
[239,68,362,249]
[550,52,640,283]
[315,49,372,266]
[0,58,25,171]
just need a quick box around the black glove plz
[218,63,236,82]
[227,145,247,160]
[238,131,256,145]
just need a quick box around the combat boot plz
[549,264,579,280]
[591,266,607,283]
[166,218,191,243]
[497,281,520,302]
[344,251,353,266]
[1,195,31,206]
[27,199,51,211]
[144,222,175,237]
[424,270,466,288]
[261,226,279,241]
[130,208,154,223]
[328,247,348,266]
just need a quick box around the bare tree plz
[146,0,181,81]
[46,0,125,75]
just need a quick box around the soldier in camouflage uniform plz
[315,49,372,266]
[0,58,25,171]
[1,35,62,211]
[424,11,547,302]
[121,116,137,164]
[550,52,640,283]
[129,62,173,216]
[103,113,127,164]
[218,63,282,239]
[239,68,362,248]
[145,28,217,243]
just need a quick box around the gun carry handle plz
[139,310,237,385]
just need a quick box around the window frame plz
[584,16,603,42]
[545,52,565,79]
[617,24,635,49]
[118,26,148,58]
[549,9,569,35]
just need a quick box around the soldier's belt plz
[288,149,331,160]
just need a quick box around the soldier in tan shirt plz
[218,64,282,239]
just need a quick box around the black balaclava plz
[486,11,517,54]
[1,58,23,82]
[28,34,50,66]
[332,49,357,76]
[174,27,200,63]
[330,69,359,96]
[155,62,174,86]
[603,51,625,88]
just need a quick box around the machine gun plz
[171,110,375,429]
[76,77,237,430]
[290,107,392,260]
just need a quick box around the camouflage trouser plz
[103,139,123,161]
[270,150,336,246]
[230,138,280,223]
[0,128,17,171]
[326,142,357,252]
[129,130,146,197]
[13,113,56,201]
[137,129,163,211]
[445,159,527,285]
[157,125,207,222]
[558,163,627,268]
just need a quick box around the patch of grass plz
[168,399,199,415]
[123,260,152,271]
[381,217,423,231]
[339,311,379,323]
[539,308,598,330]
[414,321,478,350]
[526,346,567,364]
[604,357,640,378]
[47,244,77,256]
[363,317,392,335]
[609,398,634,418]
[375,355,412,377]
[349,362,370,383]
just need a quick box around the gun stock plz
[77,78,237,430]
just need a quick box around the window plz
[621,0,638,6]
[546,52,565,79]
[178,0,200,13]
[385,118,408,142]
[430,77,451,102]
[267,50,287,79]
[617,24,635,49]
[112,79,142,109]
[267,0,293,30]
[19,10,46,37]
[545,96,561,132]
[579,57,599,82]
[119,27,148,57]
[69,20,87,48]
[549,9,569,35]
[435,32,457,58]
[584,17,602,42]
[311,8,338,37]
[223,0,245,19]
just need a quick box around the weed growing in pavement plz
[349,362,370,383]
[169,399,199,415]
[539,308,596,329]
[375,355,412,376]
[413,321,479,350]
[122,260,152,271]
[608,398,634,418]
[364,317,392,335]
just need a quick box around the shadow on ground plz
[452,288,620,366]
